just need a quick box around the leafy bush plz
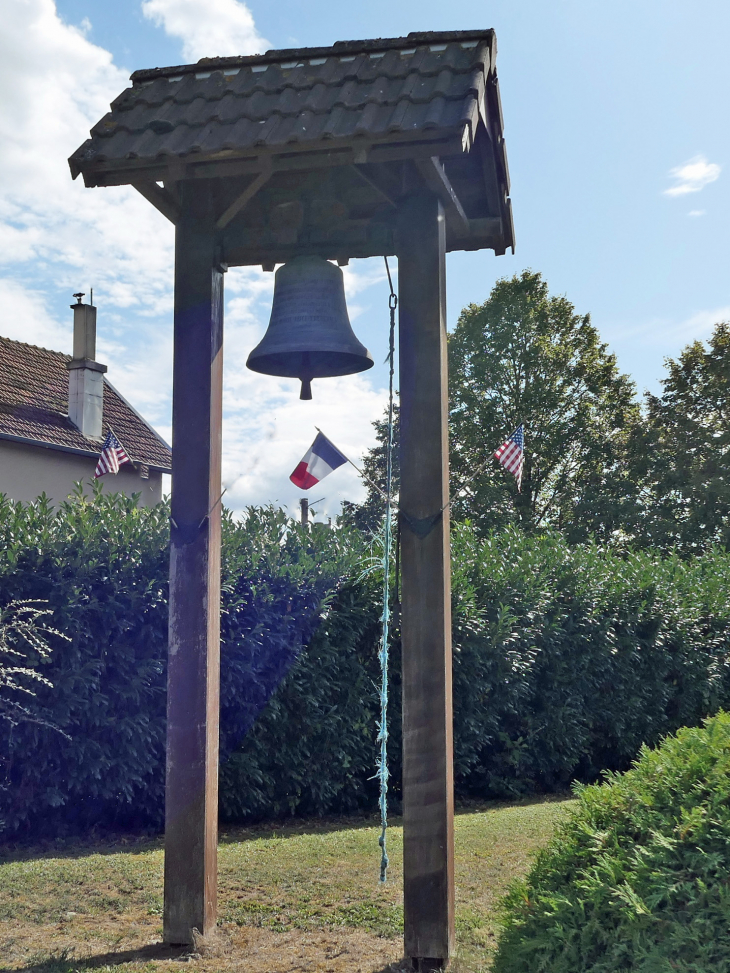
[493,711,730,972]
[2,488,730,840]
[220,576,384,821]
[0,487,361,838]
[0,488,171,836]
[449,525,730,797]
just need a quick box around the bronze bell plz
[246,255,373,399]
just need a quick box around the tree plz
[341,406,400,535]
[348,271,642,542]
[630,322,730,553]
[449,271,641,540]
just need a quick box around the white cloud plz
[688,209,706,217]
[141,0,269,62]
[606,305,730,355]
[671,305,730,343]
[220,267,388,517]
[664,155,721,197]
[603,304,730,395]
[0,0,177,430]
[0,279,69,351]
[0,0,385,516]
[0,0,175,310]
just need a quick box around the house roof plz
[68,29,513,259]
[0,336,172,473]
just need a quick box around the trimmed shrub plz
[219,577,385,821]
[0,488,360,837]
[2,489,730,840]
[0,489,171,835]
[450,525,730,796]
[493,711,730,972]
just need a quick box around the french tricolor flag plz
[290,432,348,490]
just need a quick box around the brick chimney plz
[67,293,107,439]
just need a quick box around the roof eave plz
[72,127,471,188]
[0,432,172,474]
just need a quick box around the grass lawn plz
[0,796,571,973]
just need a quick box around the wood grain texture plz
[132,181,181,224]
[397,191,455,964]
[415,158,469,237]
[163,180,223,945]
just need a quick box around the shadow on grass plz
[15,945,414,973]
[1,792,573,867]
[221,792,571,845]
[14,942,188,972]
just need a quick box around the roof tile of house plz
[0,336,171,472]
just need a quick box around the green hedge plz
[1,490,730,839]
[493,711,730,972]
[0,488,363,837]
[219,523,730,816]
[449,525,730,796]
[219,578,383,822]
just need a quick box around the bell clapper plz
[299,350,313,400]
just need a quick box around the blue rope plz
[378,257,397,883]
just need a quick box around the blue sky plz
[2,0,728,516]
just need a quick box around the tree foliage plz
[348,271,641,542]
[351,278,730,555]
[341,406,400,535]
[449,271,640,540]
[628,322,730,553]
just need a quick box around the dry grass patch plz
[0,796,571,972]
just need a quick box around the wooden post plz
[163,180,224,945]
[397,191,455,970]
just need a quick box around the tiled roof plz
[69,30,501,182]
[0,336,172,472]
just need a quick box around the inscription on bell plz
[247,254,373,400]
[272,277,347,329]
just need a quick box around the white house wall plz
[0,439,163,507]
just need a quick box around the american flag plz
[494,424,525,491]
[94,430,131,478]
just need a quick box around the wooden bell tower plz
[70,28,513,968]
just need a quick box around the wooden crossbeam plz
[215,169,272,230]
[351,164,397,207]
[132,181,181,224]
[416,157,469,238]
[84,136,466,188]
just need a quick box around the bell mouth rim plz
[246,350,374,379]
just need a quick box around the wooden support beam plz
[84,135,465,188]
[215,168,271,230]
[474,125,504,219]
[415,158,469,238]
[351,164,397,207]
[163,180,223,946]
[397,191,455,969]
[132,180,181,224]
